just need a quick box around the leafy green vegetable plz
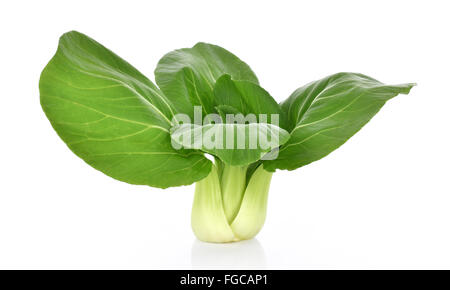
[170,123,290,166]
[263,73,415,171]
[213,74,288,129]
[155,42,258,118]
[40,31,211,189]
[40,31,415,243]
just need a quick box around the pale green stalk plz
[230,166,272,240]
[220,165,248,223]
[191,162,272,243]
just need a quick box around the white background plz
[1,0,449,269]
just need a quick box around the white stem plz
[191,163,273,243]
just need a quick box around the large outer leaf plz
[213,74,288,129]
[40,31,211,188]
[154,42,258,118]
[171,123,290,166]
[264,72,415,171]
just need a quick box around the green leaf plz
[155,42,258,119]
[171,123,290,166]
[264,72,415,171]
[215,104,243,121]
[213,74,288,129]
[39,31,212,188]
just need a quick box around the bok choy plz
[40,31,415,243]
